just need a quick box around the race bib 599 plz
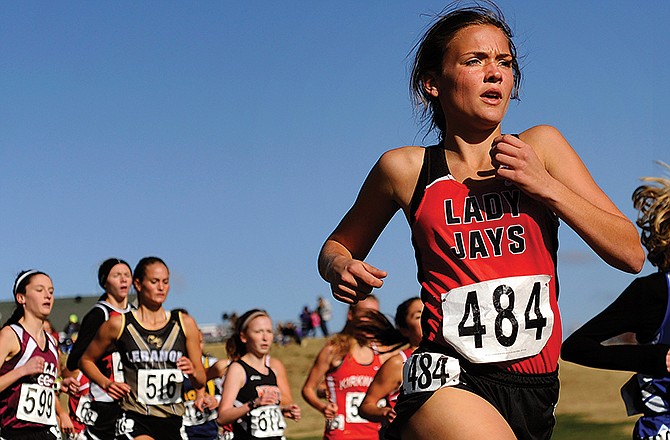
[17,383,57,425]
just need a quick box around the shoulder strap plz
[409,145,449,223]
[93,302,111,321]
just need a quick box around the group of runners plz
[0,257,304,440]
[2,2,669,440]
[0,257,423,440]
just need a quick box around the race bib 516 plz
[137,369,183,405]
[442,275,553,363]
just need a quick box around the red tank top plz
[68,370,91,432]
[0,324,60,431]
[386,347,416,408]
[410,145,561,374]
[324,350,382,440]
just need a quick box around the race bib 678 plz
[441,275,553,363]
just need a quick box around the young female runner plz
[302,296,406,440]
[0,270,75,439]
[317,4,644,439]
[359,297,423,435]
[65,258,134,439]
[216,309,300,440]
[80,257,205,440]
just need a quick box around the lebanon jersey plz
[116,309,188,417]
[324,351,382,440]
[409,145,561,374]
[0,325,60,431]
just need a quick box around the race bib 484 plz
[402,352,460,395]
[442,275,553,363]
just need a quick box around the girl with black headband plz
[0,270,75,439]
[65,258,134,440]
[216,309,301,439]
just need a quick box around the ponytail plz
[2,306,24,328]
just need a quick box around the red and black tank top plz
[409,145,561,374]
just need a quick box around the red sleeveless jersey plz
[410,146,561,374]
[68,370,91,433]
[324,351,382,440]
[0,324,60,431]
[386,347,416,408]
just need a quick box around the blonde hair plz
[633,162,670,271]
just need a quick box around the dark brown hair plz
[411,1,521,141]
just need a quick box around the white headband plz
[240,310,268,332]
[13,269,39,296]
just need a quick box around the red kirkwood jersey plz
[324,351,382,440]
[409,145,561,374]
[0,324,60,430]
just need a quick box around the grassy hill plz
[206,338,637,439]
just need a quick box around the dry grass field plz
[205,338,638,439]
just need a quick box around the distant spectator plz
[222,312,239,341]
[300,306,313,338]
[63,313,80,340]
[278,322,302,346]
[310,310,321,337]
[317,296,332,337]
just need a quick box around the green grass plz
[285,414,633,440]
[552,414,632,440]
[205,339,637,440]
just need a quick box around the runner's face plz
[105,263,132,303]
[429,24,514,132]
[241,315,273,356]
[402,299,424,347]
[18,274,54,319]
[134,263,170,306]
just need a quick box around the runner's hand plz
[104,381,131,400]
[21,357,45,377]
[177,356,195,374]
[282,404,301,421]
[60,377,80,395]
[322,402,338,419]
[328,257,386,304]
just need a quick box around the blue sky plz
[0,1,668,335]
